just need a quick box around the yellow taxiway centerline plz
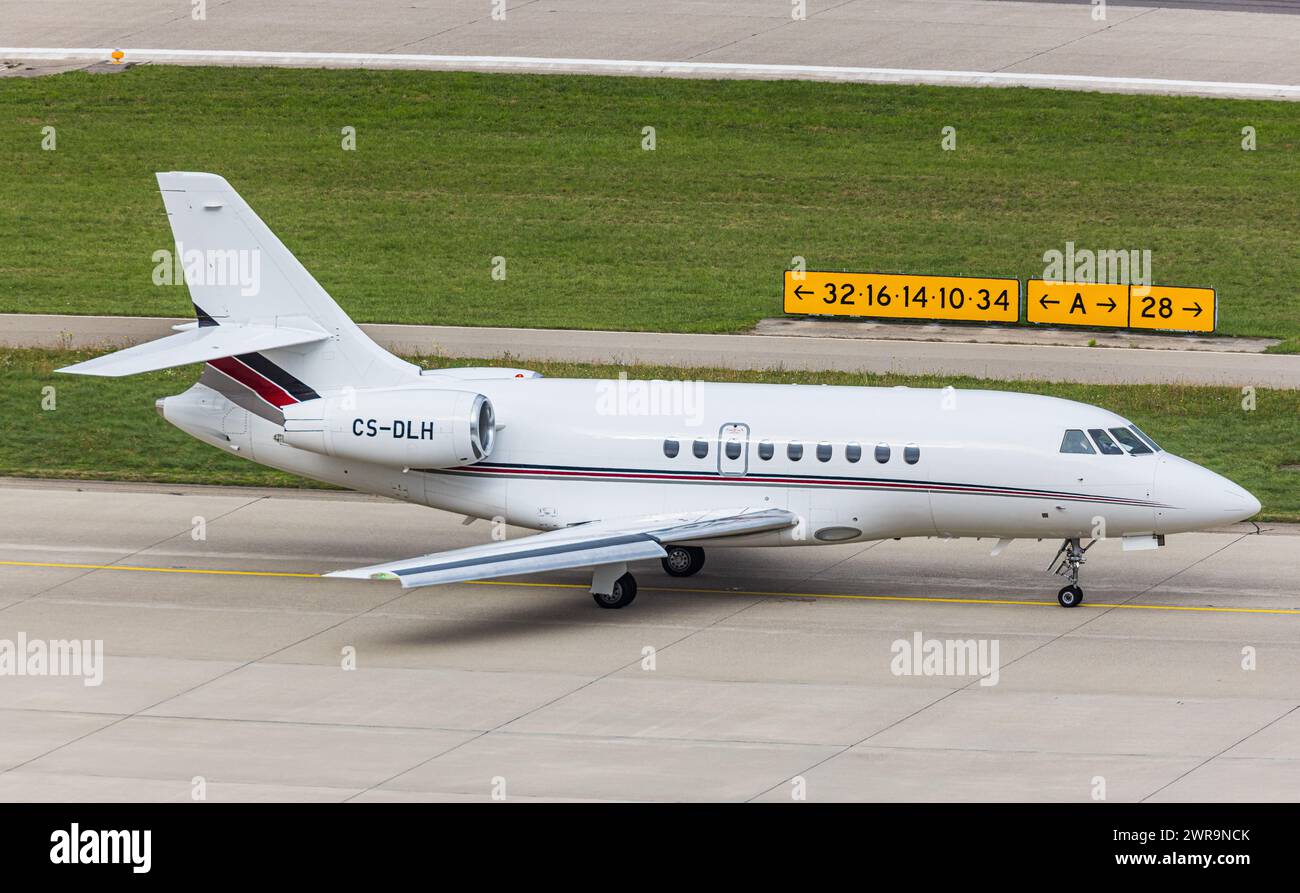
[2,559,1296,615]
[0,559,320,578]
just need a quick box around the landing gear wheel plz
[1057,585,1084,608]
[593,572,638,609]
[661,546,706,578]
[1049,537,1092,608]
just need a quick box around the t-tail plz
[58,172,416,424]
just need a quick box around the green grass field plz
[2,347,1297,520]
[2,67,1298,348]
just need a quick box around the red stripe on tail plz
[207,356,298,407]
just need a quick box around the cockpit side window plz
[1087,428,1124,455]
[1060,429,1095,454]
[1108,427,1153,455]
[1129,424,1162,452]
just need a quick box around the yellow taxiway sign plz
[1128,284,1216,333]
[1027,280,1215,332]
[784,271,1019,324]
[1026,280,1129,328]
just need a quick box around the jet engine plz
[281,388,495,469]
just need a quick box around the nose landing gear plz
[1057,584,1083,608]
[1050,537,1094,608]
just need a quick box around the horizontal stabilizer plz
[56,323,330,377]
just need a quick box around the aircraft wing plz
[326,507,797,589]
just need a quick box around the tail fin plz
[60,172,415,398]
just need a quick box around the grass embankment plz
[2,347,1296,521]
[2,67,1298,348]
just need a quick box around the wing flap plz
[56,323,329,377]
[642,507,796,542]
[327,507,797,590]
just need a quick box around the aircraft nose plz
[1232,484,1263,520]
[1155,456,1261,532]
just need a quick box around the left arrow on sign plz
[793,285,811,300]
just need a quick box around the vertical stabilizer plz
[155,171,416,395]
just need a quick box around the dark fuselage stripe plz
[234,351,320,402]
[192,307,320,405]
[425,463,1166,508]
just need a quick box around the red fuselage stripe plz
[207,356,298,408]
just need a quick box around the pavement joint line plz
[992,6,1157,74]
[1139,702,1300,802]
[0,495,270,613]
[2,559,1297,615]
[7,699,1290,760]
[741,548,1149,800]
[0,555,420,782]
[745,530,1278,802]
[1,705,860,750]
[682,2,811,63]
[385,0,543,54]
[339,590,771,801]
[780,537,885,592]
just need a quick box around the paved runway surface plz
[4,1,1300,98]
[6,312,1299,388]
[0,479,1296,802]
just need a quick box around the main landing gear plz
[1049,537,1094,608]
[590,546,707,609]
[661,545,706,578]
[592,573,637,609]
[590,562,638,609]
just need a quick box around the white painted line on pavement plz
[4,47,1299,100]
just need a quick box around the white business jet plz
[60,173,1261,609]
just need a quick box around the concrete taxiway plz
[0,478,1297,802]
[4,1,1300,99]
[4,312,1299,389]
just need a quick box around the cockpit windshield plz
[1129,424,1162,452]
[1060,425,1162,456]
[1108,427,1152,455]
[1087,429,1124,455]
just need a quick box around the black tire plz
[661,546,705,577]
[1057,585,1083,608]
[593,572,638,609]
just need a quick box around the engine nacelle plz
[280,388,495,469]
